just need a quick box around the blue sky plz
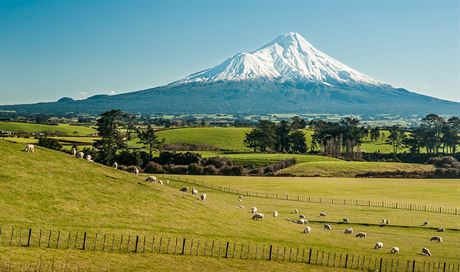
[1,0,459,105]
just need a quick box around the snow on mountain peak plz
[178,32,382,86]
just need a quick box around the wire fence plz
[1,226,458,272]
[163,175,460,215]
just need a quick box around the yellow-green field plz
[0,121,96,135]
[0,140,458,271]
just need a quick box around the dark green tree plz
[387,125,406,157]
[369,127,381,142]
[289,130,307,153]
[290,116,307,130]
[137,124,165,160]
[93,109,126,165]
[275,120,291,152]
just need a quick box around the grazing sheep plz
[165,180,170,184]
[294,209,299,214]
[344,228,353,234]
[179,186,189,193]
[422,247,432,256]
[430,236,443,243]
[374,242,384,249]
[133,167,139,175]
[319,212,327,217]
[71,147,77,156]
[145,176,157,182]
[355,232,367,238]
[273,211,279,217]
[113,162,118,169]
[200,193,206,201]
[303,227,312,234]
[24,144,35,152]
[85,154,92,161]
[299,214,306,219]
[77,152,84,158]
[239,205,245,209]
[422,220,429,226]
[323,224,332,231]
[390,247,400,254]
[251,207,257,214]
[191,187,198,195]
[239,195,244,200]
[343,218,350,224]
[252,213,264,220]
[296,218,308,224]
[385,219,390,225]
[437,227,445,232]
[158,180,164,185]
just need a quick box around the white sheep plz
[343,218,350,224]
[252,213,264,220]
[437,227,445,232]
[200,193,206,201]
[296,218,308,224]
[71,147,77,156]
[344,228,353,235]
[24,144,35,152]
[112,162,118,169]
[299,214,306,219]
[165,180,170,184]
[374,242,384,249]
[158,180,164,185]
[355,232,367,238]
[303,227,312,234]
[273,211,279,217]
[191,187,198,195]
[251,207,257,214]
[85,154,92,161]
[238,205,245,209]
[77,151,84,158]
[145,176,157,183]
[422,247,432,256]
[430,236,443,243]
[390,247,400,254]
[133,167,139,175]
[323,224,332,231]
[319,211,327,217]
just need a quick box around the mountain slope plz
[2,32,459,115]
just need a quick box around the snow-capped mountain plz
[179,32,382,86]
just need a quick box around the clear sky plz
[1,0,459,105]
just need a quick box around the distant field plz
[0,122,96,136]
[278,161,434,177]
[207,153,341,167]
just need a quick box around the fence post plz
[82,232,87,250]
[344,254,349,268]
[134,235,139,253]
[182,238,186,254]
[26,229,32,247]
[308,249,312,264]
[269,245,273,260]
[412,260,416,272]
[379,258,383,271]
[225,242,229,258]
[443,262,446,272]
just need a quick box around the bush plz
[170,165,188,174]
[205,157,233,168]
[203,165,219,175]
[154,151,202,165]
[116,150,143,167]
[263,166,275,175]
[143,161,164,174]
[187,163,204,175]
[219,165,244,176]
[440,156,457,166]
[446,168,460,178]
[126,165,141,173]
[37,137,62,150]
[117,165,128,171]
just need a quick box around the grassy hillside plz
[277,161,434,177]
[208,153,341,167]
[0,140,459,269]
[0,121,95,136]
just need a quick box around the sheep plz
[77,152,84,158]
[157,180,164,185]
[273,211,279,217]
[239,195,244,200]
[319,211,327,217]
[323,224,332,231]
[252,213,264,220]
[422,247,432,256]
[165,180,170,184]
[381,218,387,224]
[374,242,384,249]
[71,147,77,156]
[343,218,350,224]
[200,193,206,201]
[24,144,35,152]
[296,218,308,224]
[355,232,367,238]
[85,154,92,161]
[191,187,198,195]
[179,186,189,193]
[303,227,312,234]
[238,205,245,209]
[422,220,429,226]
[251,207,257,214]
[430,236,443,243]
[344,228,353,234]
[146,176,157,182]
[390,247,400,254]
[299,214,306,219]
[437,227,445,232]
[294,209,299,214]
[113,162,118,169]
[385,219,390,225]
[133,167,139,175]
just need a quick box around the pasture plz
[0,139,459,270]
[0,121,96,136]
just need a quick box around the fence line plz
[1,225,458,272]
[163,175,460,216]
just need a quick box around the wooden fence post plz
[82,232,87,250]
[269,245,273,260]
[47,230,51,248]
[225,242,229,258]
[26,229,32,247]
[9,226,14,246]
[379,258,383,271]
[308,249,312,264]
[134,235,139,253]
[56,230,60,249]
[182,238,186,255]
[412,260,416,272]
[344,254,349,268]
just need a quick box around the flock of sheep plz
[244,196,445,258]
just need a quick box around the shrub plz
[219,165,244,176]
[170,165,188,174]
[143,161,164,174]
[440,156,457,166]
[116,150,143,167]
[126,165,140,173]
[205,157,233,168]
[203,165,219,175]
[446,168,460,178]
[263,166,275,175]
[117,165,128,171]
[37,137,62,150]
[154,151,202,165]
[187,163,204,175]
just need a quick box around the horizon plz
[1,0,459,105]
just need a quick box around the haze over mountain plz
[2,32,459,116]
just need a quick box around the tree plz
[137,124,165,160]
[442,117,460,154]
[289,130,307,153]
[290,116,306,130]
[387,125,406,157]
[244,128,264,152]
[275,120,291,152]
[93,110,126,165]
[369,127,380,142]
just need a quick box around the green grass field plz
[0,122,96,136]
[207,153,341,167]
[278,161,434,177]
[0,139,459,270]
